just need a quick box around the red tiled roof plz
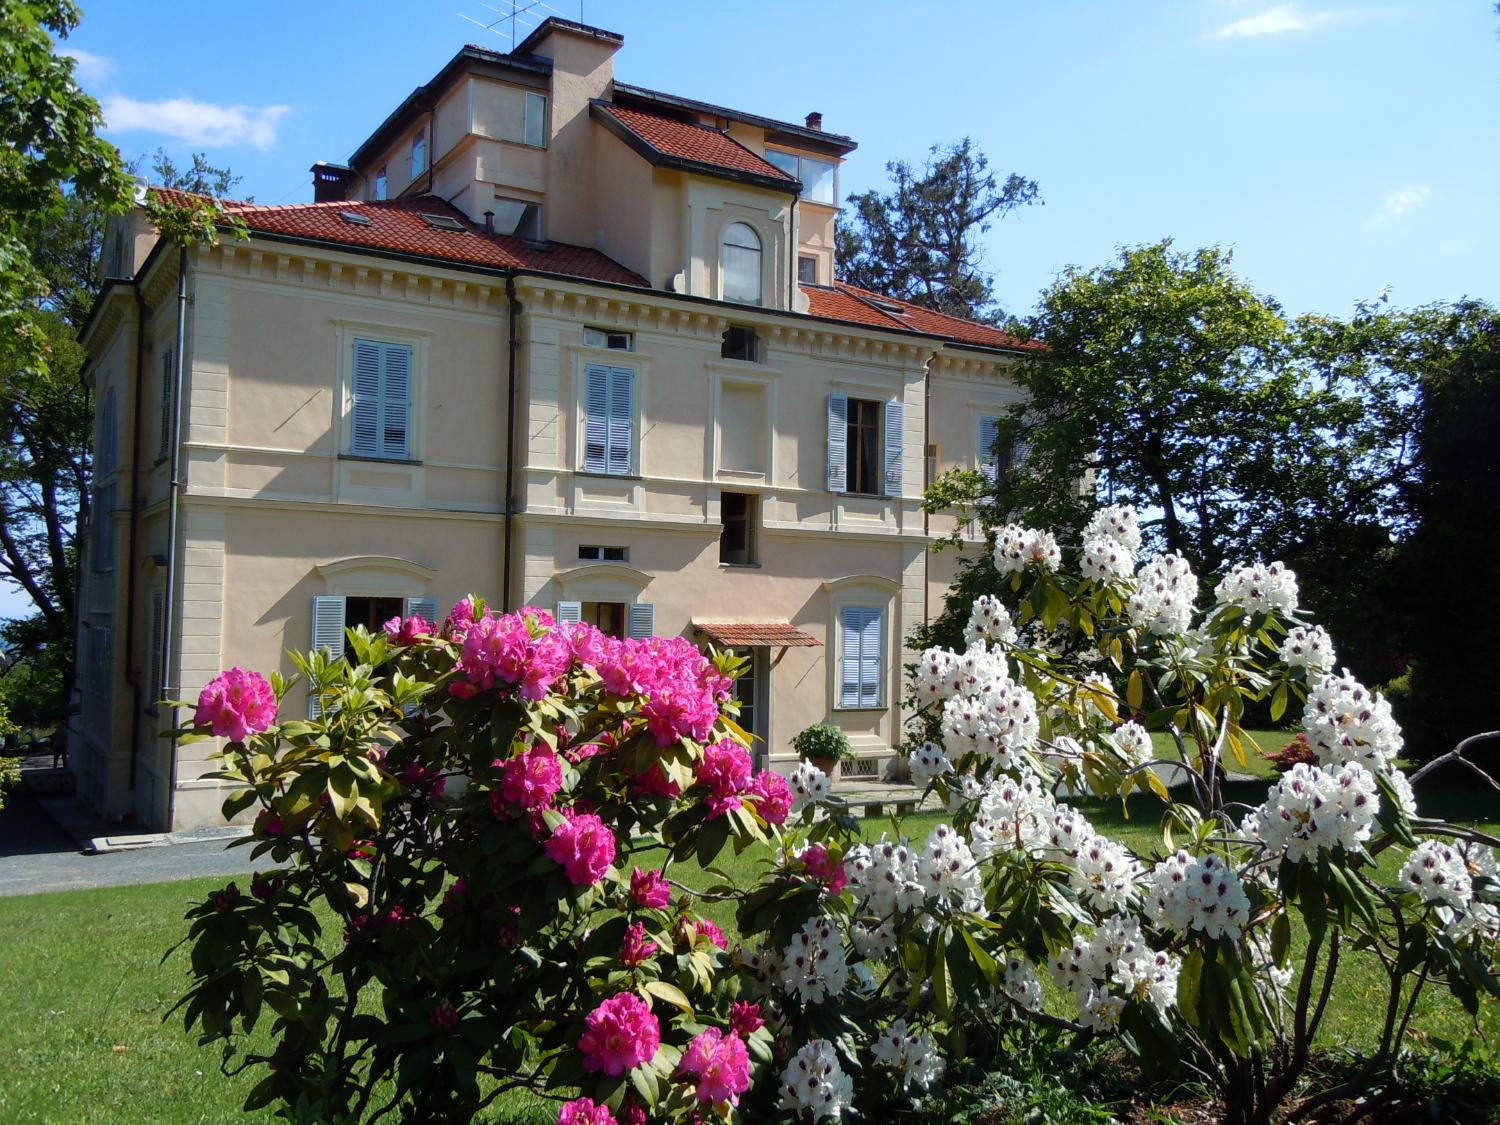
[802,281,1041,353]
[695,622,821,648]
[592,102,797,186]
[154,190,647,288]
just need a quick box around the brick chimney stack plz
[805,111,823,131]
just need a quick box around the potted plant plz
[791,722,854,783]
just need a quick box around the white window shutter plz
[627,603,654,639]
[381,344,412,458]
[883,399,904,498]
[309,595,346,717]
[351,340,382,456]
[554,601,583,625]
[607,366,633,476]
[404,596,437,625]
[827,392,847,493]
[583,363,609,473]
[978,415,999,486]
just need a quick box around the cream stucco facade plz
[72,18,1024,829]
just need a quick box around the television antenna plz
[458,0,575,51]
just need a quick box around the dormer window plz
[765,150,837,205]
[410,129,427,180]
[373,167,387,200]
[722,223,762,306]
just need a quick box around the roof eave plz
[590,102,800,193]
[612,82,857,156]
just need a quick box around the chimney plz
[805,111,823,131]
[483,210,495,236]
[310,161,354,203]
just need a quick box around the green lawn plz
[1,777,1493,1123]
[1148,726,1291,779]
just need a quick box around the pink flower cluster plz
[620,922,657,968]
[443,595,480,641]
[630,867,671,910]
[195,668,277,742]
[455,608,572,701]
[679,1027,752,1107]
[544,811,616,886]
[579,993,660,1076]
[800,844,849,896]
[495,745,563,811]
[557,1097,616,1125]
[382,614,432,646]
[681,916,727,950]
[747,769,793,826]
[696,740,753,818]
[592,635,733,746]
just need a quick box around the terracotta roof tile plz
[695,622,821,648]
[803,282,1041,353]
[592,102,796,185]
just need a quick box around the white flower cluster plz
[1081,537,1135,583]
[1447,842,1500,943]
[940,677,1041,768]
[1128,552,1198,636]
[1002,955,1043,1009]
[912,647,962,704]
[1214,560,1299,615]
[780,1040,854,1121]
[1400,840,1473,911]
[908,741,953,788]
[788,761,831,812]
[1071,834,1143,914]
[1110,720,1154,768]
[781,916,849,1004]
[1048,915,1178,1028]
[1248,931,1294,995]
[745,943,784,997]
[964,594,1017,649]
[845,835,925,920]
[994,523,1061,575]
[1084,504,1143,553]
[1145,851,1250,940]
[1249,761,1380,862]
[954,644,1010,698]
[1301,671,1403,772]
[870,1018,945,1090]
[1278,625,1336,678]
[1044,804,1096,864]
[918,823,984,912]
[968,770,1054,859]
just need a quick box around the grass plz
[1,776,1494,1123]
[1148,726,1290,779]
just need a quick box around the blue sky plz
[4,1,1495,621]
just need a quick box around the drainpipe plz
[502,274,521,611]
[162,245,189,830]
[922,353,933,627]
[124,283,149,789]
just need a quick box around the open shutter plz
[827,392,848,493]
[554,601,583,625]
[404,596,437,626]
[583,364,609,473]
[978,415,999,486]
[883,399,904,498]
[309,595,347,717]
[607,366,633,476]
[381,343,411,458]
[627,603,654,640]
[351,340,382,455]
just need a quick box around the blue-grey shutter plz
[607,365,633,475]
[309,595,347,717]
[839,606,882,707]
[554,601,583,625]
[159,349,173,459]
[839,606,862,707]
[351,340,382,455]
[883,399,904,498]
[827,392,848,493]
[381,343,412,458]
[978,415,1000,486]
[404,596,437,626]
[150,586,165,702]
[1012,426,1033,474]
[583,363,609,473]
[858,608,882,707]
[627,603,654,639]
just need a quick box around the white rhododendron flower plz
[1400,840,1473,911]
[850,918,898,959]
[908,741,952,788]
[846,836,925,919]
[781,916,849,1004]
[1071,834,1143,914]
[1044,804,1097,863]
[939,678,1040,768]
[964,594,1017,649]
[954,644,1010,699]
[969,771,1054,859]
[1002,955,1043,1009]
[1084,503,1143,553]
[912,646,962,703]
[1278,625,1336,678]
[780,1040,854,1120]
[1111,721,1154,768]
[1081,536,1135,583]
[1252,761,1380,862]
[1145,851,1250,940]
[993,524,1060,574]
[870,1018,946,1090]
[1129,552,1198,635]
[1302,671,1403,772]
[788,761,831,812]
[918,823,983,911]
[1215,560,1299,615]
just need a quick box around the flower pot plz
[808,755,841,784]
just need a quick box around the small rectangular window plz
[925,443,939,487]
[491,196,541,240]
[798,255,818,286]
[373,168,388,201]
[838,604,883,708]
[720,326,759,362]
[91,483,115,572]
[410,130,426,180]
[584,327,633,351]
[159,349,173,459]
[720,492,758,566]
[846,397,881,496]
[578,545,628,562]
[350,339,413,460]
[765,149,837,205]
[524,92,546,147]
[583,601,627,639]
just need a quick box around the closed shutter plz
[827,392,848,493]
[1011,426,1033,474]
[351,340,382,456]
[978,415,1000,486]
[883,399,904,498]
[607,366,633,475]
[159,349,173,459]
[554,601,583,625]
[309,595,347,718]
[583,363,609,473]
[382,344,411,458]
[404,597,437,626]
[627,603,654,640]
[150,586,165,702]
[839,605,882,708]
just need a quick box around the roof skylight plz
[419,212,466,232]
[339,211,371,226]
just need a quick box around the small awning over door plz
[694,622,821,648]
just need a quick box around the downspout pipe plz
[162,245,189,830]
[502,274,521,612]
[124,283,149,790]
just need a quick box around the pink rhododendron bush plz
[174,508,1500,1125]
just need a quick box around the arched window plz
[721,222,762,305]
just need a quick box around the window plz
[93,387,118,572]
[838,605,883,708]
[91,482,115,572]
[584,327,633,351]
[557,600,654,639]
[977,415,1002,486]
[721,223,762,305]
[765,150,837,205]
[410,129,426,180]
[720,326,759,362]
[578,545,628,562]
[373,167,388,200]
[106,229,125,278]
[798,255,818,286]
[150,584,165,702]
[827,393,903,497]
[925,443,940,488]
[720,492,758,565]
[491,196,541,240]
[350,339,413,459]
[523,91,546,147]
[309,594,436,715]
[582,601,627,639]
[159,348,173,459]
[582,363,634,476]
[84,625,113,735]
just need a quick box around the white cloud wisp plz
[1215,4,1331,40]
[59,47,114,84]
[103,94,290,150]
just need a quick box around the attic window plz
[419,212,466,232]
[340,211,371,226]
[869,297,908,316]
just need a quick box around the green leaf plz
[1126,669,1144,711]
[1270,911,1291,969]
[1178,948,1204,1025]
[1270,680,1289,723]
[642,980,695,1017]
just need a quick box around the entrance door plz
[733,648,770,769]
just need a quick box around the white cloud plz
[1376,184,1432,223]
[59,47,113,84]
[1215,4,1331,40]
[102,94,290,150]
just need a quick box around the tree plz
[836,138,1039,322]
